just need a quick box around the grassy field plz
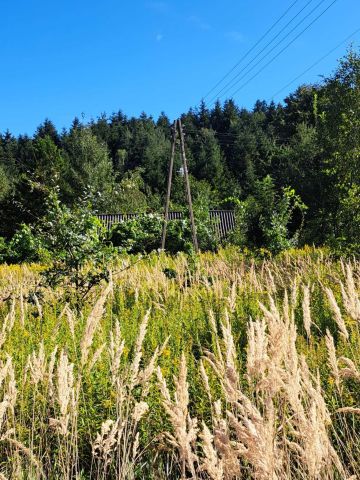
[0,247,359,479]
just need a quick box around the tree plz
[230,175,307,254]
[189,128,224,188]
[0,165,10,201]
[9,187,117,306]
[63,128,118,211]
[34,119,61,146]
[317,49,360,248]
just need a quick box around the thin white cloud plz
[156,33,164,42]
[225,31,244,42]
[188,15,211,31]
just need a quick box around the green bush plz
[0,236,8,263]
[6,224,46,263]
[110,211,219,255]
[229,176,307,254]
[110,214,163,254]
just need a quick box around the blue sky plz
[0,0,359,135]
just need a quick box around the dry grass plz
[0,248,358,478]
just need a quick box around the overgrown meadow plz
[0,247,359,479]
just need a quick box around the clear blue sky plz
[1,0,359,136]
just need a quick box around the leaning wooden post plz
[161,121,177,250]
[177,118,199,253]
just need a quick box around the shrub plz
[110,214,163,254]
[110,210,219,255]
[229,176,307,254]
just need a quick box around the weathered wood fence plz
[97,210,236,239]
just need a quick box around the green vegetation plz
[0,48,359,480]
[0,50,359,257]
[0,249,359,478]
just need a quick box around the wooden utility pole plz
[161,119,199,253]
[161,121,177,250]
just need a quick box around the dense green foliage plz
[0,50,359,256]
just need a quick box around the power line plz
[209,0,318,103]
[210,0,334,103]
[225,0,340,101]
[202,0,301,100]
[271,26,360,99]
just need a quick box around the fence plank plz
[97,210,235,239]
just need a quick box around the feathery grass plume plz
[215,300,344,479]
[257,296,294,394]
[217,374,281,478]
[199,422,224,480]
[208,310,223,365]
[137,342,164,397]
[25,342,46,386]
[130,309,151,389]
[220,310,237,376]
[59,304,76,339]
[0,357,17,432]
[302,284,312,339]
[157,354,198,479]
[265,265,276,294]
[88,343,106,371]
[211,400,240,479]
[249,260,261,292]
[325,287,349,340]
[92,419,119,469]
[246,317,269,381]
[291,276,299,308]
[0,313,9,350]
[233,399,282,480]
[340,263,360,322]
[47,345,58,399]
[0,357,12,392]
[338,357,360,382]
[1,434,45,478]
[51,350,75,436]
[205,312,284,479]
[325,330,341,392]
[94,309,160,479]
[286,358,344,479]
[132,401,149,422]
[199,359,212,403]
[80,281,113,367]
[337,407,360,415]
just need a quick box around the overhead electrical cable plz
[208,0,319,103]
[271,26,360,98]
[210,0,333,103]
[202,0,301,100]
[220,0,340,102]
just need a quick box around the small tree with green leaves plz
[229,176,307,254]
[37,188,116,303]
[6,186,117,305]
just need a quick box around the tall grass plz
[0,247,359,478]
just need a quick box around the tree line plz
[0,49,359,255]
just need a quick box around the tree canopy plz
[0,49,359,254]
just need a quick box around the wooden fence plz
[97,210,236,239]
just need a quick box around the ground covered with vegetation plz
[0,248,359,479]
